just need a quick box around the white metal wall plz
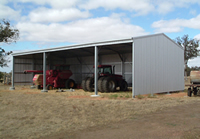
[133,34,184,95]
[14,58,34,85]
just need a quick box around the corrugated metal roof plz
[12,38,133,56]
[12,33,183,56]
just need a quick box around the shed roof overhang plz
[12,38,133,59]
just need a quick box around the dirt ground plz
[48,101,200,139]
[0,84,200,139]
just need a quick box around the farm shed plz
[10,33,184,97]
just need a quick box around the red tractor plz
[24,65,76,90]
[81,65,128,92]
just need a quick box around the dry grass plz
[0,84,199,139]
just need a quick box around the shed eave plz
[12,38,133,56]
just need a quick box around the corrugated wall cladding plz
[14,58,34,85]
[134,35,184,95]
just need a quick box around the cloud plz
[152,14,200,33]
[79,0,200,15]
[16,0,80,8]
[188,56,200,67]
[0,5,20,20]
[190,10,197,15]
[16,16,149,43]
[79,0,155,15]
[194,34,200,40]
[28,7,91,23]
[156,1,175,14]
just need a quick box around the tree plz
[0,19,19,67]
[0,71,4,79]
[175,34,200,76]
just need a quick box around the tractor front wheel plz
[65,79,75,89]
[86,77,94,92]
[81,77,89,91]
[47,84,53,90]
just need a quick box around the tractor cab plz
[98,65,112,75]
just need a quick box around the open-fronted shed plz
[10,33,184,97]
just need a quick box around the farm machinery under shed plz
[81,65,128,93]
[24,65,76,90]
[186,71,200,97]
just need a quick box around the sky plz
[0,0,200,72]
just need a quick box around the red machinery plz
[24,65,75,90]
[81,65,128,92]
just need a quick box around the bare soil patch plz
[0,84,199,139]
[71,101,200,139]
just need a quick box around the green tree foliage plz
[0,71,4,79]
[0,19,19,43]
[0,19,19,67]
[175,34,200,76]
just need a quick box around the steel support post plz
[132,42,135,98]
[121,60,124,78]
[91,46,100,97]
[30,57,35,89]
[41,52,48,92]
[9,56,15,90]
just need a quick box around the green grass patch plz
[109,94,118,99]
[137,94,144,99]
[147,94,157,98]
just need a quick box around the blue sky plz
[0,0,200,72]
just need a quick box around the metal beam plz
[9,56,15,90]
[132,42,135,98]
[41,52,48,92]
[91,46,100,97]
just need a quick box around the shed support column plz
[132,42,135,98]
[10,56,15,90]
[30,57,35,88]
[121,60,125,78]
[41,52,48,92]
[91,46,100,97]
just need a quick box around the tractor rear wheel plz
[102,77,116,92]
[47,84,53,90]
[86,77,94,92]
[65,79,75,89]
[120,80,128,91]
[98,77,106,92]
[81,77,89,91]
